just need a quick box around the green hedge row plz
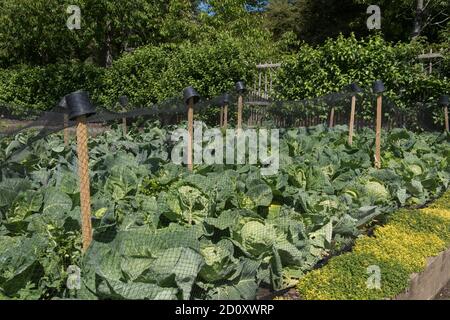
[275,35,449,124]
[0,34,448,120]
[0,64,103,117]
[98,32,277,109]
[295,190,450,300]
[0,32,276,117]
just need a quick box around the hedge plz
[0,34,448,121]
[0,63,104,117]
[97,32,277,109]
[296,189,450,300]
[275,35,449,127]
[0,32,277,118]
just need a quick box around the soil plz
[435,280,450,300]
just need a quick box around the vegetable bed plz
[0,124,449,300]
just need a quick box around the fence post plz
[348,83,362,145]
[440,95,449,132]
[183,87,200,172]
[66,90,96,252]
[119,96,129,136]
[373,80,385,169]
[236,81,246,130]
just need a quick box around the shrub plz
[0,63,103,117]
[98,32,278,108]
[275,34,449,125]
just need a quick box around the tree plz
[264,0,449,43]
[0,0,199,67]
[354,0,450,42]
[197,0,266,37]
[264,0,299,40]
[264,0,367,44]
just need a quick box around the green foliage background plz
[0,1,448,119]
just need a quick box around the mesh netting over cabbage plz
[0,88,449,300]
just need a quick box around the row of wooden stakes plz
[58,83,448,252]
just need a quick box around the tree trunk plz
[412,0,424,39]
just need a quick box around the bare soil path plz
[435,280,450,300]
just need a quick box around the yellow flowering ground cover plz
[296,190,450,300]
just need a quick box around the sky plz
[197,1,268,14]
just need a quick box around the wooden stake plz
[329,107,335,128]
[348,95,356,145]
[444,106,449,132]
[75,116,93,252]
[122,109,127,136]
[429,49,433,75]
[187,98,194,171]
[64,113,69,146]
[258,71,262,97]
[237,95,243,130]
[220,106,224,127]
[264,71,268,99]
[375,95,383,169]
[223,104,228,130]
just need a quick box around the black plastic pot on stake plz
[119,95,129,108]
[66,90,95,252]
[372,80,385,169]
[66,90,96,121]
[439,95,449,107]
[183,86,200,105]
[373,80,385,95]
[221,93,231,106]
[183,86,200,175]
[349,83,363,94]
[235,81,246,94]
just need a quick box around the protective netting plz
[0,87,444,152]
[0,87,449,300]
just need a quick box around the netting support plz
[122,108,127,136]
[223,103,228,130]
[64,114,69,146]
[76,115,93,252]
[329,107,335,128]
[349,95,357,145]
[444,106,449,132]
[375,95,383,169]
[237,95,243,130]
[187,98,194,172]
